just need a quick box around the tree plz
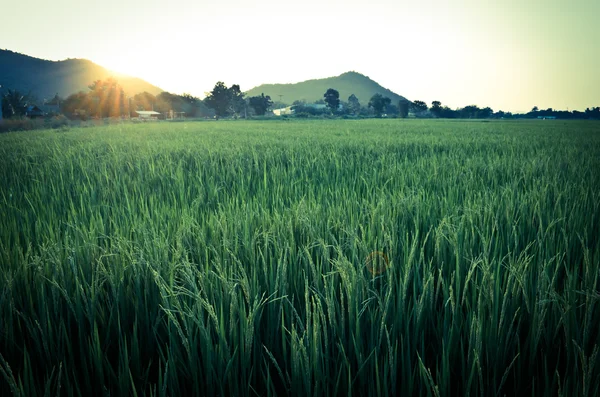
[154,92,211,118]
[398,100,409,118]
[132,92,157,112]
[430,100,442,117]
[61,91,92,118]
[441,106,457,118]
[229,84,246,117]
[1,89,29,118]
[179,93,212,118]
[459,105,480,119]
[386,103,399,117]
[368,94,391,117]
[477,107,493,119]
[531,106,539,112]
[323,88,340,113]
[290,100,307,114]
[585,107,600,119]
[411,100,428,114]
[204,82,245,119]
[88,78,126,117]
[204,82,231,119]
[347,94,360,115]
[156,91,183,113]
[248,93,273,116]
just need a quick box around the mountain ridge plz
[0,49,163,102]
[245,71,408,106]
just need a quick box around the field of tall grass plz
[1,119,599,396]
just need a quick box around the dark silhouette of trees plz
[204,82,231,118]
[205,82,246,119]
[399,100,409,118]
[585,107,600,118]
[248,93,273,116]
[60,78,127,119]
[347,94,360,115]
[1,89,29,118]
[430,101,442,117]
[459,105,479,119]
[411,100,428,113]
[154,92,211,118]
[61,92,92,118]
[324,88,340,113]
[368,94,391,117]
[229,84,246,117]
[179,93,212,118]
[478,107,493,119]
[290,100,328,116]
[441,106,457,118]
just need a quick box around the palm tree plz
[1,89,28,118]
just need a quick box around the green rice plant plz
[0,119,599,396]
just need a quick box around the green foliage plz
[61,79,128,118]
[1,89,30,118]
[430,100,442,117]
[61,91,91,118]
[368,94,391,117]
[398,100,410,118]
[0,115,71,133]
[132,91,157,112]
[156,92,212,118]
[1,120,599,396]
[229,84,246,117]
[204,82,246,119]
[248,93,273,116]
[411,100,428,113]
[88,78,127,118]
[290,101,328,116]
[323,88,340,113]
[347,94,360,115]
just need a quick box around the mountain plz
[245,71,408,106]
[0,49,163,102]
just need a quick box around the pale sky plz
[2,0,599,112]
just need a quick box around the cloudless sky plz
[2,0,599,112]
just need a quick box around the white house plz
[135,110,161,121]
[273,106,293,116]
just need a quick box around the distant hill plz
[0,49,163,102]
[245,71,408,106]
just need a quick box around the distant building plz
[167,110,186,120]
[273,106,293,116]
[537,116,556,120]
[135,110,161,121]
[42,96,62,115]
[25,105,44,118]
[273,103,342,116]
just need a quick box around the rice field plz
[1,119,599,396]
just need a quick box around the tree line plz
[202,84,600,120]
[2,79,599,121]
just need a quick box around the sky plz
[2,0,599,112]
